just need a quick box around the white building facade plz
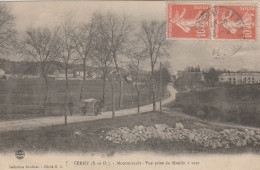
[218,72,260,85]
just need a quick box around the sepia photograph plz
[0,1,259,170]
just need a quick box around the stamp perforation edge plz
[166,2,211,40]
[166,1,258,41]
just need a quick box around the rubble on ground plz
[194,122,207,127]
[102,123,260,149]
[175,123,184,129]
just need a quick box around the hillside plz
[0,58,128,76]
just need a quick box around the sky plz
[4,1,260,73]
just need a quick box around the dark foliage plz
[173,84,260,127]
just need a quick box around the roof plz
[220,72,260,76]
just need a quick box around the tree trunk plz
[160,62,162,112]
[80,58,86,101]
[111,82,115,119]
[151,64,156,112]
[146,86,149,103]
[102,70,106,105]
[131,83,134,106]
[119,78,123,107]
[136,87,140,113]
[112,52,123,107]
[43,75,49,114]
[64,66,68,126]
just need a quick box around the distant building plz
[54,69,74,79]
[0,69,5,77]
[176,71,184,79]
[170,75,176,82]
[91,72,98,79]
[5,74,22,79]
[22,74,40,79]
[218,72,260,85]
[74,69,86,78]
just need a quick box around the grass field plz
[0,79,162,120]
[172,85,260,127]
[0,111,258,154]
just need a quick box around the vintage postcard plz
[0,1,260,170]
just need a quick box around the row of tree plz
[184,66,201,72]
[175,66,231,90]
[0,4,169,123]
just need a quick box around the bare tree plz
[138,21,168,112]
[96,12,132,108]
[72,16,97,101]
[107,69,118,119]
[126,44,146,113]
[91,33,112,105]
[92,36,116,118]
[0,3,15,55]
[56,19,77,125]
[92,27,118,119]
[17,27,59,114]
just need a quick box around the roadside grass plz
[173,85,260,128]
[0,79,163,121]
[0,111,259,155]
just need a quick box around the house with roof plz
[53,69,74,80]
[218,72,260,85]
[74,69,86,78]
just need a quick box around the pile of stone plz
[102,123,260,149]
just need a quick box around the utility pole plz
[160,62,162,112]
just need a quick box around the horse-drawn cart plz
[80,98,102,116]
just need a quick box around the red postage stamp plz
[167,3,211,39]
[214,5,257,40]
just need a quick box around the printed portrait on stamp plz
[167,3,211,39]
[214,5,257,40]
[167,3,257,40]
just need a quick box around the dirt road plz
[0,84,177,132]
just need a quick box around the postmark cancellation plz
[167,2,257,40]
